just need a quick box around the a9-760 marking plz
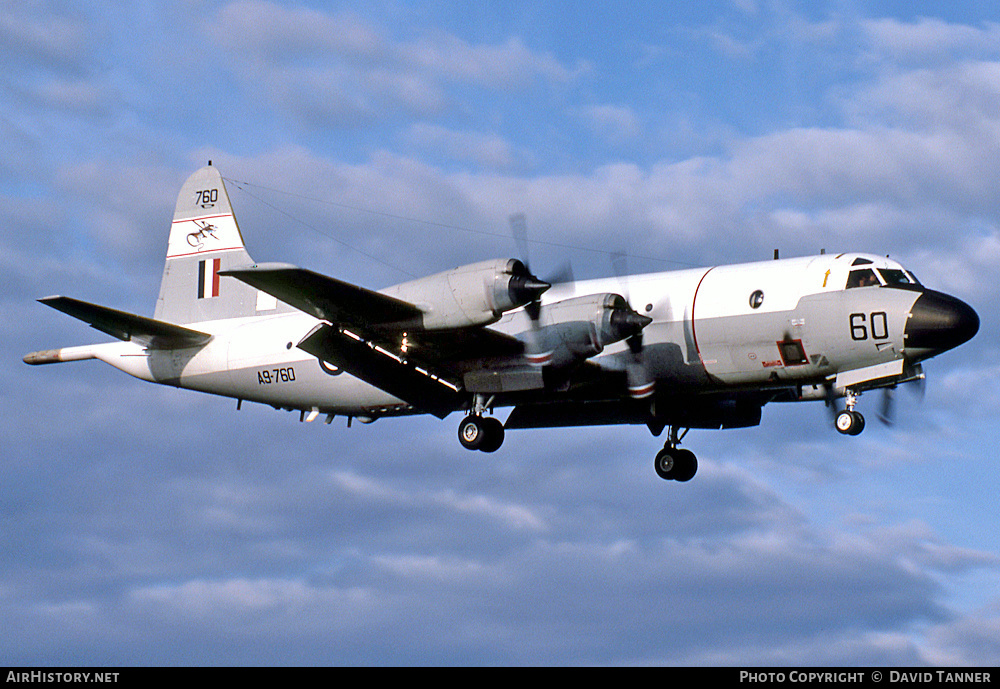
[258,366,296,385]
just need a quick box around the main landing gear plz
[834,389,865,436]
[458,414,505,453]
[458,395,504,453]
[654,427,698,482]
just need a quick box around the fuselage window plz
[846,268,880,289]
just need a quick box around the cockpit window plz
[851,257,874,266]
[879,268,913,286]
[846,268,880,288]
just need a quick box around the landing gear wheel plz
[458,415,487,450]
[835,409,866,436]
[458,415,505,452]
[654,447,698,481]
[672,449,698,482]
[478,417,505,453]
[654,448,676,480]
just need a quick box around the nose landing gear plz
[654,427,698,482]
[834,389,866,436]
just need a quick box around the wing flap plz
[39,296,212,349]
[298,324,462,418]
[219,263,423,330]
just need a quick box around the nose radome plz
[904,290,979,354]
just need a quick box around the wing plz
[224,264,535,417]
[219,263,423,331]
[38,296,212,349]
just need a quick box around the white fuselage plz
[87,251,926,420]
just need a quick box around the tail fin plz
[155,165,272,324]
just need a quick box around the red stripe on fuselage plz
[690,267,714,363]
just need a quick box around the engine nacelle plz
[383,258,549,330]
[528,294,651,368]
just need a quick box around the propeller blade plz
[509,213,554,366]
[545,260,574,286]
[877,386,896,426]
[609,251,655,398]
[627,363,655,399]
[509,213,530,269]
[877,367,925,426]
[824,384,841,422]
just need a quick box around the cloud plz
[0,4,89,73]
[861,17,1000,63]
[6,455,993,663]
[579,104,642,142]
[211,1,582,127]
[924,603,1000,666]
[403,123,527,170]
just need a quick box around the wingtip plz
[23,349,63,365]
[23,345,99,365]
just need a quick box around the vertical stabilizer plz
[155,165,272,324]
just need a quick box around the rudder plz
[155,165,274,324]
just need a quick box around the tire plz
[835,410,856,435]
[654,448,676,480]
[847,410,865,436]
[479,417,505,453]
[672,449,698,482]
[458,415,486,450]
[835,409,866,436]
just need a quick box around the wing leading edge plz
[219,263,424,330]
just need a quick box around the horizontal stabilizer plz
[220,264,423,330]
[39,296,212,349]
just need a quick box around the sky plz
[3,0,1000,666]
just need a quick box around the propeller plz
[612,250,655,399]
[876,370,926,426]
[877,386,896,426]
[508,213,574,367]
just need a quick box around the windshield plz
[878,268,921,288]
[879,269,910,285]
[846,268,880,288]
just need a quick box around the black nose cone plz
[904,290,979,354]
